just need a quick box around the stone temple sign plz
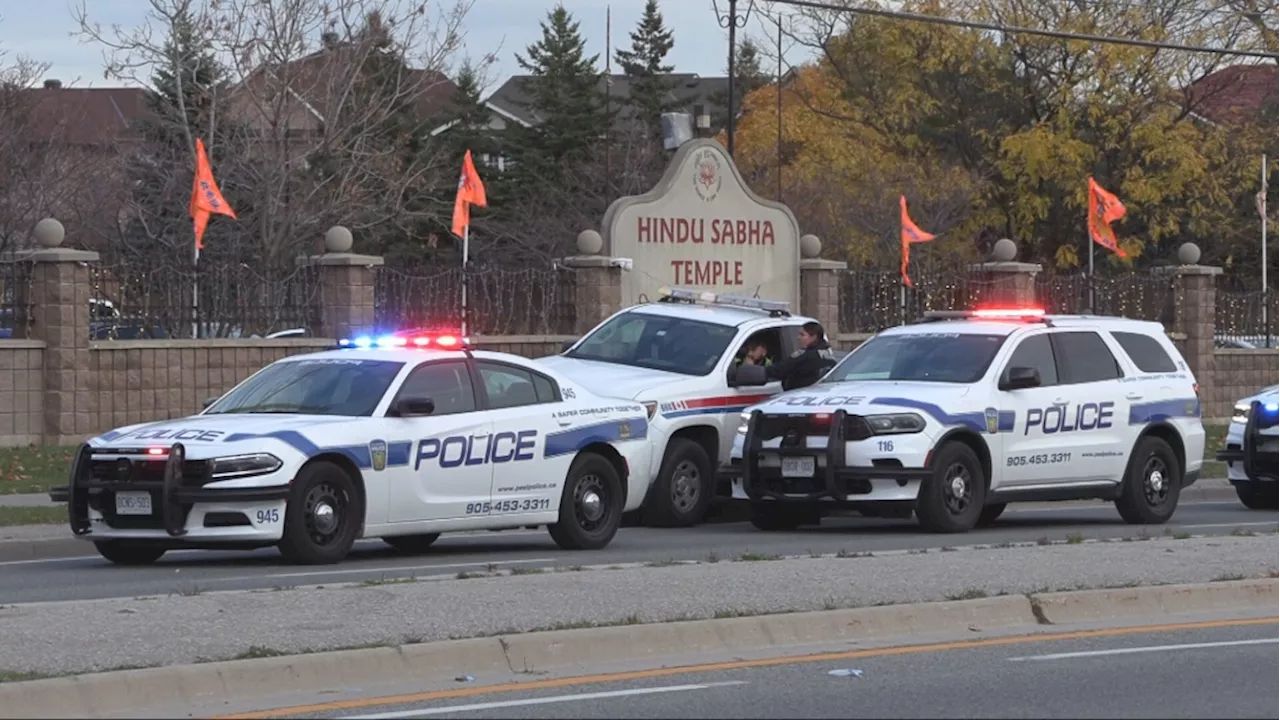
[601,138,801,307]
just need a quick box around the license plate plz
[781,457,815,478]
[115,491,153,516]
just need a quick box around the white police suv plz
[51,331,653,565]
[537,287,843,528]
[719,308,1206,533]
[1216,385,1278,509]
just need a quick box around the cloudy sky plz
[3,0,811,92]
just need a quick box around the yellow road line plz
[214,616,1278,719]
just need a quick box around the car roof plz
[880,314,1170,338]
[622,301,814,327]
[274,347,552,366]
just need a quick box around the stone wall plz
[0,341,45,447]
[1208,349,1279,421]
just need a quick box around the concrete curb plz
[1,578,1273,719]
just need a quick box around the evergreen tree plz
[710,37,768,132]
[614,0,676,130]
[508,5,610,187]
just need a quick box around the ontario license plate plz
[781,457,815,478]
[115,491,153,516]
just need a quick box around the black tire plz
[547,453,624,550]
[916,442,986,533]
[643,438,714,528]
[748,502,820,531]
[277,461,362,565]
[382,533,441,554]
[977,503,1007,527]
[1115,436,1182,525]
[1235,482,1279,510]
[94,540,166,566]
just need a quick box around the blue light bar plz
[338,331,470,350]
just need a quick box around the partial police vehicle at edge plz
[719,308,1206,533]
[537,287,844,528]
[49,331,653,565]
[1216,385,1279,510]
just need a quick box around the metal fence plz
[0,261,31,339]
[838,268,1008,333]
[1034,271,1178,324]
[1216,289,1277,348]
[374,265,576,335]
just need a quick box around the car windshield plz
[205,358,405,416]
[566,311,739,376]
[822,332,1006,384]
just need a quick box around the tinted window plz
[531,373,558,403]
[206,358,404,416]
[823,333,1006,384]
[1052,332,1122,384]
[477,362,547,409]
[1111,331,1177,373]
[566,311,739,376]
[397,361,476,415]
[1003,334,1058,386]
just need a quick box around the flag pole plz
[1087,227,1095,315]
[192,232,200,339]
[1263,155,1269,347]
[461,224,469,337]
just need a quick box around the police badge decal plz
[369,439,388,472]
[984,407,999,435]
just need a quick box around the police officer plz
[766,321,835,390]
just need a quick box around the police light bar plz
[657,286,791,314]
[920,308,1047,322]
[338,332,471,350]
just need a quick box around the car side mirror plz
[734,363,769,387]
[202,396,219,410]
[1001,366,1041,391]
[391,396,435,417]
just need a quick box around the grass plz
[1202,423,1229,478]
[0,445,76,495]
[0,506,66,526]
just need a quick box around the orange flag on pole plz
[451,149,487,238]
[1087,176,1127,258]
[189,138,237,251]
[899,195,936,287]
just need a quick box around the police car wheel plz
[278,461,361,565]
[547,452,623,551]
[1115,436,1181,525]
[976,503,1007,527]
[915,442,986,533]
[94,540,166,566]
[1234,483,1278,510]
[644,438,714,528]
[383,533,441,554]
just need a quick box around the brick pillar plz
[8,245,100,443]
[968,262,1043,306]
[304,252,384,339]
[799,258,846,334]
[560,255,623,335]
[1154,264,1222,389]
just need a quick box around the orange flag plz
[189,138,237,250]
[1087,176,1127,258]
[450,150,487,238]
[899,195,936,287]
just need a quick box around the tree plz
[615,0,677,130]
[710,37,769,132]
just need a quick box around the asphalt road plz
[302,621,1280,719]
[1,500,1275,604]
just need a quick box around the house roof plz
[1181,63,1278,125]
[12,84,150,146]
[483,72,733,128]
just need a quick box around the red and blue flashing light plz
[339,331,470,350]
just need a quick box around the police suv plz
[538,287,843,527]
[1216,385,1279,510]
[719,308,1206,532]
[50,332,653,565]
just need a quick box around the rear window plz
[1111,331,1177,373]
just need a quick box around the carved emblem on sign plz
[692,148,723,203]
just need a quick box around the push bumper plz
[1216,401,1278,483]
[54,442,290,538]
[719,409,932,502]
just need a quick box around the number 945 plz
[255,508,280,524]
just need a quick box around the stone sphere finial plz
[799,234,822,259]
[1177,242,1201,265]
[576,229,603,255]
[33,218,65,248]
[324,226,353,253]
[992,238,1017,262]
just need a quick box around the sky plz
[3,0,814,93]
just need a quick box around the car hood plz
[1247,385,1280,404]
[90,414,357,459]
[750,381,1000,430]
[535,355,699,401]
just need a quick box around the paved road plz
[1,500,1274,604]
[297,620,1279,719]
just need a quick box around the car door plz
[996,330,1073,487]
[385,359,495,523]
[1047,330,1130,483]
[474,359,565,515]
[722,325,790,461]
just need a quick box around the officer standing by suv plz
[766,322,836,390]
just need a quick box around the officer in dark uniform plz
[766,321,836,390]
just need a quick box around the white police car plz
[51,331,653,565]
[538,287,843,527]
[719,308,1206,532]
[1216,385,1278,509]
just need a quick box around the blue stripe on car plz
[1129,398,1201,424]
[544,418,648,459]
[664,405,751,418]
[220,431,413,470]
[870,397,1015,434]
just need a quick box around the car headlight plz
[1232,403,1251,425]
[737,411,751,435]
[210,453,283,479]
[864,413,926,435]
[642,401,658,420]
